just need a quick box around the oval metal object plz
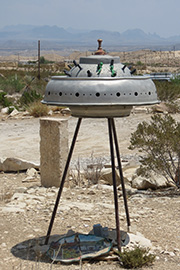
[42,41,160,118]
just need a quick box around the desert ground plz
[0,48,180,269]
[0,111,180,270]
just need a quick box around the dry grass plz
[28,101,49,117]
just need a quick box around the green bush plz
[129,114,180,187]
[0,91,12,107]
[155,80,180,102]
[117,247,155,269]
[19,90,42,106]
[0,75,25,94]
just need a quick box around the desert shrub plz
[129,114,180,187]
[164,102,180,113]
[19,90,42,106]
[116,247,155,269]
[0,75,25,94]
[155,80,180,102]
[0,91,12,107]
[70,153,106,187]
[28,101,49,117]
[39,56,54,64]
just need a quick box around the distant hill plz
[0,24,180,51]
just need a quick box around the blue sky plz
[0,0,180,37]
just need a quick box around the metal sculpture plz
[42,40,159,251]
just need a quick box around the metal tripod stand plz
[44,118,130,251]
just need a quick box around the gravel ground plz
[0,113,180,270]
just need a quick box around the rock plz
[100,168,121,186]
[122,161,140,183]
[15,187,27,193]
[1,206,25,213]
[91,184,114,191]
[61,107,71,115]
[87,190,96,195]
[132,106,149,114]
[22,176,38,183]
[26,167,38,177]
[152,102,169,113]
[1,107,9,114]
[23,168,39,182]
[164,251,176,256]
[125,232,153,249]
[131,173,172,190]
[8,108,20,117]
[40,118,68,187]
[0,157,39,172]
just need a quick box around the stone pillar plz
[40,118,68,187]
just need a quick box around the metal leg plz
[108,118,121,251]
[45,118,82,245]
[111,119,131,231]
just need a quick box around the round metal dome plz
[42,40,159,118]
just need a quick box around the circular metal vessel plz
[42,40,159,117]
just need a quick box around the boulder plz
[0,157,39,172]
[100,168,130,186]
[100,168,121,186]
[125,232,153,249]
[152,102,169,113]
[122,162,139,183]
[1,107,9,114]
[131,173,175,190]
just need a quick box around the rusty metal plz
[94,39,107,55]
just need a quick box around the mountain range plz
[0,24,180,50]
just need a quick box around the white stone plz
[0,157,39,172]
[22,176,38,183]
[1,107,9,114]
[1,206,25,213]
[92,184,114,191]
[26,168,38,177]
[126,232,153,249]
[132,174,167,190]
[8,108,19,117]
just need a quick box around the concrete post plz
[40,118,68,187]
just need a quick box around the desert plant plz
[83,152,105,186]
[155,80,180,103]
[28,101,49,117]
[70,153,106,187]
[19,90,42,106]
[129,114,180,187]
[116,247,155,269]
[0,91,12,107]
[0,75,25,94]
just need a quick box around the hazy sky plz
[0,0,180,37]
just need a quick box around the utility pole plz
[37,40,40,80]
